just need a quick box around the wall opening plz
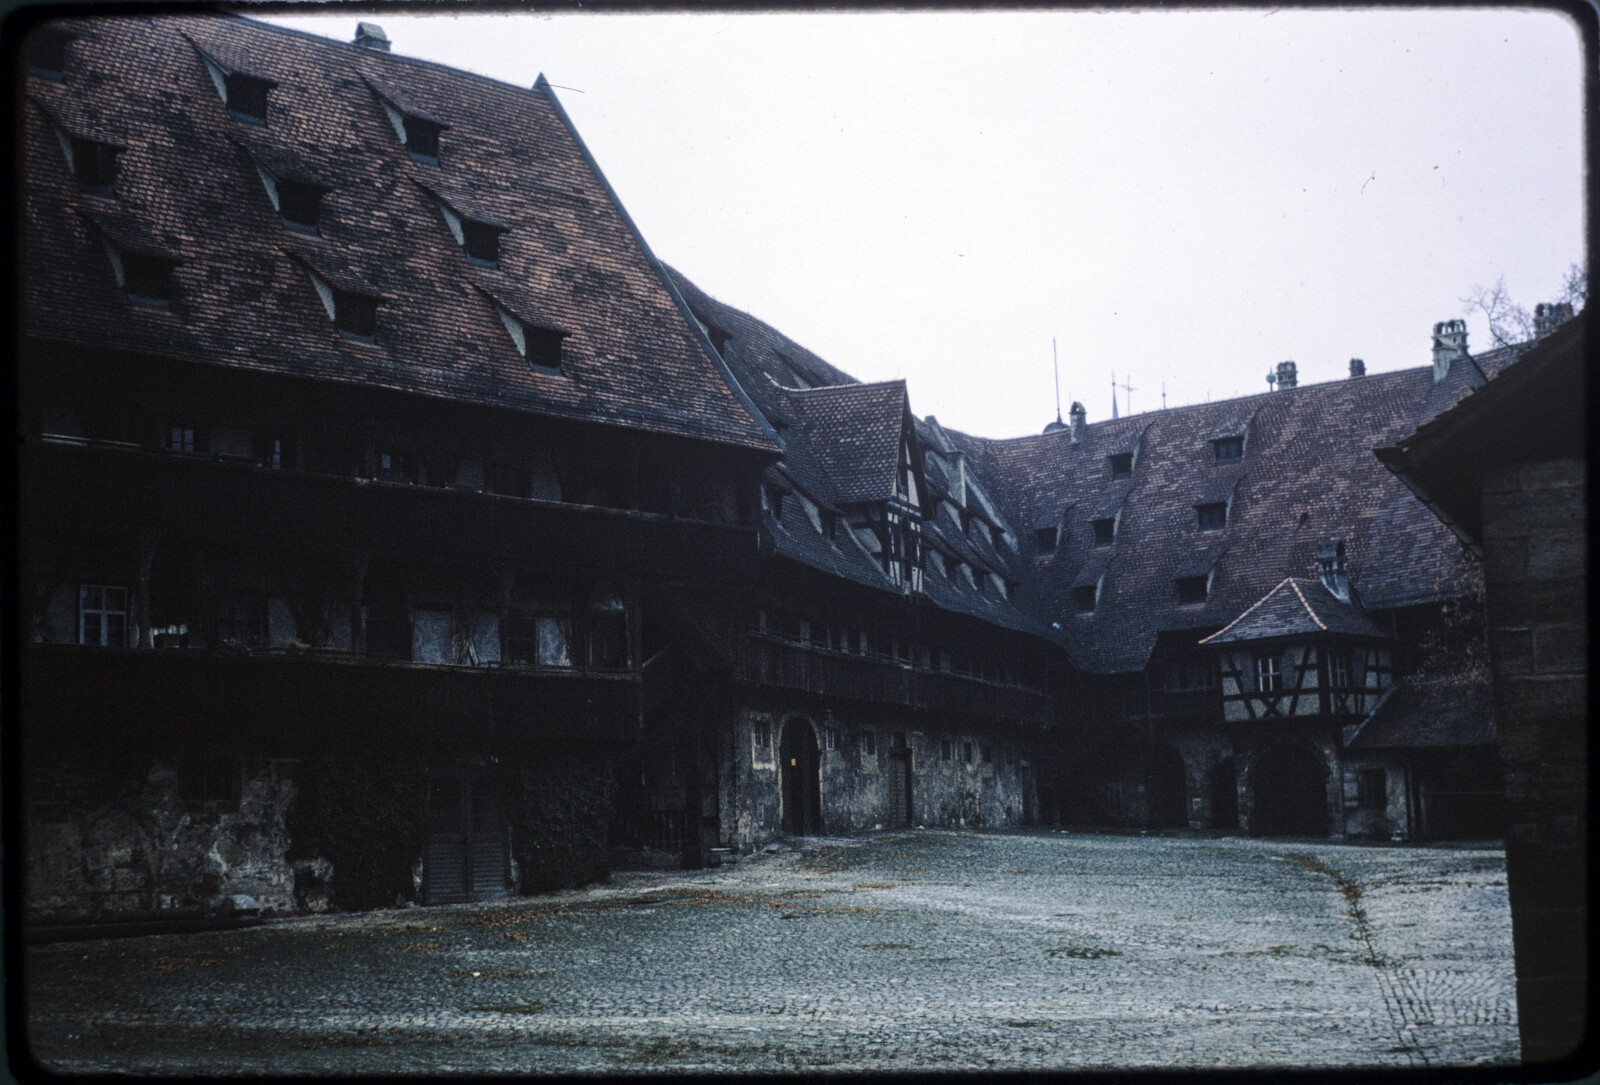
[1250,744,1328,836]
[779,718,822,836]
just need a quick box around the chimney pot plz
[1275,361,1298,390]
[1431,318,1467,383]
[354,22,390,50]
[1348,358,1365,378]
[1534,301,1574,338]
[1068,401,1087,444]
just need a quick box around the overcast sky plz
[260,8,1585,440]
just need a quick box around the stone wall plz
[1480,457,1587,1064]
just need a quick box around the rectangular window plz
[1034,525,1058,552]
[123,253,176,304]
[27,27,71,79]
[1255,653,1282,694]
[860,730,877,757]
[333,291,378,339]
[1196,502,1227,531]
[375,449,415,482]
[72,137,119,189]
[526,327,564,372]
[536,615,572,667]
[940,739,953,762]
[258,436,286,470]
[1175,576,1208,604]
[1357,768,1386,811]
[753,720,771,756]
[1109,452,1133,479]
[461,220,502,266]
[1092,518,1115,546]
[224,73,271,123]
[404,117,442,162]
[1214,436,1244,465]
[79,585,128,647]
[277,182,323,234]
[1329,650,1351,688]
[164,422,201,453]
[962,741,974,765]
[585,615,627,669]
[1075,585,1097,613]
[825,727,839,752]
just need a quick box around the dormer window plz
[105,244,177,306]
[1035,525,1059,553]
[462,220,502,266]
[1092,518,1115,547]
[1213,436,1243,465]
[404,117,442,162]
[1196,502,1227,531]
[70,136,119,191]
[1075,585,1097,613]
[1175,575,1209,605]
[495,305,565,372]
[255,166,325,234]
[334,291,378,339]
[1109,452,1133,479]
[27,27,72,80]
[224,73,272,124]
[704,322,729,357]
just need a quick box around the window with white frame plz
[1255,652,1282,694]
[79,585,128,646]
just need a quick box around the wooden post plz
[133,532,160,649]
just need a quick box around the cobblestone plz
[24,830,1517,1073]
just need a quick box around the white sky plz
[260,8,1586,440]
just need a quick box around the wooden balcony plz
[20,438,757,584]
[19,643,639,756]
[737,633,1053,727]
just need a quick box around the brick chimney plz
[1348,358,1365,378]
[1275,361,1297,390]
[1068,401,1086,444]
[1431,319,1467,383]
[354,22,390,51]
[1316,539,1350,603]
[1534,301,1574,338]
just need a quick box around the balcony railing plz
[738,631,1052,726]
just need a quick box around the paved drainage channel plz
[23,831,1518,1074]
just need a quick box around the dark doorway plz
[1148,746,1189,828]
[780,719,822,835]
[1251,744,1328,836]
[1208,757,1239,832]
[886,732,913,828]
[423,775,510,904]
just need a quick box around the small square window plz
[1075,585,1097,613]
[333,291,379,339]
[278,182,324,234]
[1092,518,1115,547]
[962,741,974,765]
[224,73,271,123]
[1214,436,1244,465]
[1109,453,1133,479]
[71,137,119,190]
[164,422,203,453]
[123,253,177,304]
[404,117,442,162]
[860,731,877,757]
[27,27,71,79]
[1175,576,1208,605]
[462,220,503,266]
[1034,525,1058,552]
[526,327,564,372]
[1197,502,1227,531]
[753,720,771,754]
[826,727,840,752]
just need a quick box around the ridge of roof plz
[1198,576,1296,644]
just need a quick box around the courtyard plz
[23,829,1517,1074]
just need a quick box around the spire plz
[1111,370,1119,420]
[1052,337,1063,428]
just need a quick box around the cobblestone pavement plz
[24,830,1518,1074]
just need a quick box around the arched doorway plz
[1251,744,1328,836]
[1148,746,1189,828]
[779,718,822,835]
[1208,758,1239,832]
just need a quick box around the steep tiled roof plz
[1199,578,1386,645]
[22,15,777,453]
[968,356,1497,672]
[1347,673,1496,749]
[784,382,907,506]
